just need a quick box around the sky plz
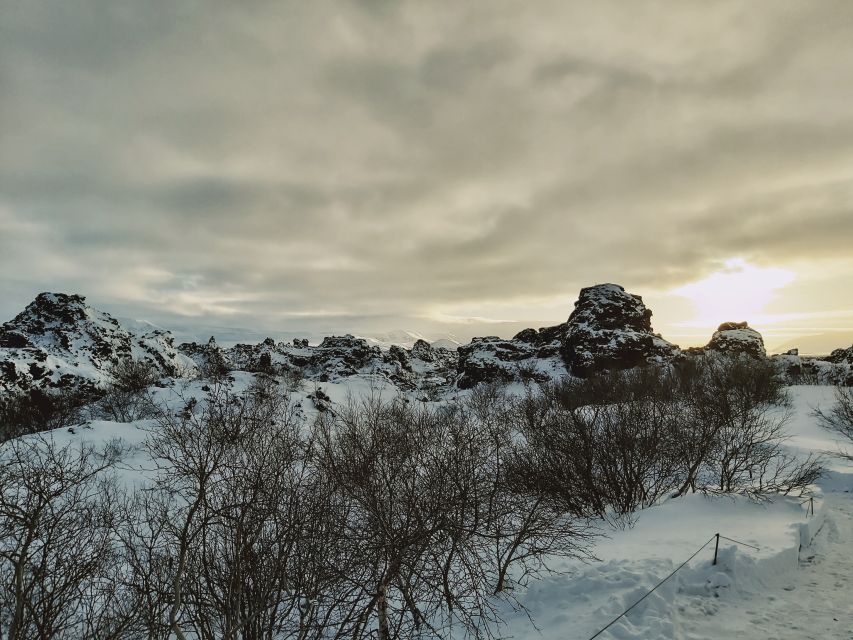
[2,1,853,353]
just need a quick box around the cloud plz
[2,0,853,341]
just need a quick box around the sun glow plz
[671,259,796,329]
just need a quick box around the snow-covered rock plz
[0,293,195,395]
[174,332,457,396]
[4,287,849,399]
[701,321,767,358]
[457,284,679,386]
[562,283,680,376]
[456,335,567,389]
[411,339,437,362]
[771,344,853,386]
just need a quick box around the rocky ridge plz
[457,284,679,387]
[179,334,457,396]
[1,287,851,398]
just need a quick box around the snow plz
[7,377,853,639]
[781,385,853,472]
[496,385,853,639]
[500,492,832,639]
[680,492,853,639]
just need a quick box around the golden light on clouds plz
[671,259,796,330]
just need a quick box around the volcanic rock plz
[704,322,766,358]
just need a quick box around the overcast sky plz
[2,1,853,350]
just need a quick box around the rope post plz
[712,533,720,566]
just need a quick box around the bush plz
[125,380,594,640]
[0,387,92,441]
[0,436,128,639]
[509,356,822,523]
[282,365,304,392]
[107,358,160,392]
[141,377,346,640]
[314,392,593,639]
[676,356,820,498]
[91,359,160,423]
[814,385,853,460]
[508,369,683,525]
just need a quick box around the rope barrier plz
[586,534,717,640]
[718,535,760,551]
[585,532,761,640]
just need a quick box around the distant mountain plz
[359,330,463,350]
[358,330,430,349]
[430,337,463,350]
[154,322,327,348]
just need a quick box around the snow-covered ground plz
[18,381,853,639]
[681,491,853,640]
[499,385,853,639]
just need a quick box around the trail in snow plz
[680,492,853,640]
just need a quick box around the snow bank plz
[502,490,823,639]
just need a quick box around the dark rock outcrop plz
[411,339,435,362]
[457,284,679,386]
[561,284,679,377]
[6,286,850,401]
[456,336,563,389]
[175,332,456,394]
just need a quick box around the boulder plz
[411,339,436,362]
[704,322,766,358]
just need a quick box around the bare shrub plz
[512,356,822,522]
[314,391,593,640]
[0,436,126,639]
[142,376,352,640]
[282,365,304,392]
[464,385,594,594]
[93,359,160,423]
[108,358,161,391]
[814,385,853,461]
[508,369,683,525]
[678,356,821,497]
[110,489,175,640]
[0,387,91,441]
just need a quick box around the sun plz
[672,259,796,329]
